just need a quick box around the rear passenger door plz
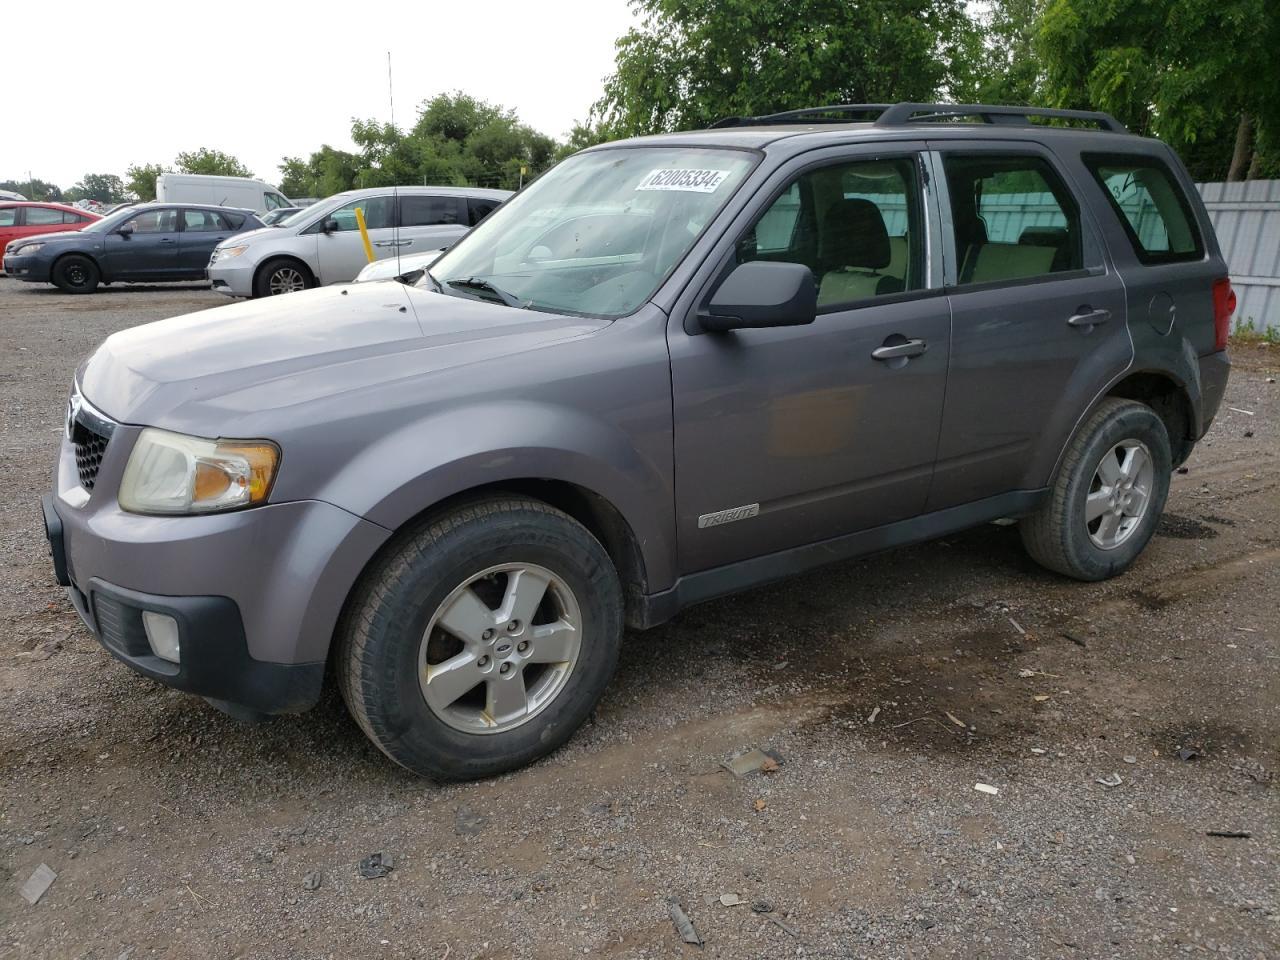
[177,209,232,275]
[398,194,467,253]
[926,142,1131,511]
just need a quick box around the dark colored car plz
[1,202,100,258]
[44,102,1232,780]
[4,202,263,293]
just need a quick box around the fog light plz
[142,611,181,663]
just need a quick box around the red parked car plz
[0,202,101,259]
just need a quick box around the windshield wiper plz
[444,276,526,309]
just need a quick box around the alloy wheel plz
[417,563,582,734]
[1085,439,1154,550]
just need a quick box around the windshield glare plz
[427,147,756,316]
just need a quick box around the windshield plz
[426,147,757,316]
[81,205,142,233]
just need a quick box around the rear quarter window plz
[1084,154,1203,264]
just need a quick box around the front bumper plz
[207,257,257,297]
[2,252,51,281]
[45,423,390,714]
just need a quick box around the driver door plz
[104,207,181,279]
[314,195,396,283]
[668,143,952,574]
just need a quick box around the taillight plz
[1212,277,1236,351]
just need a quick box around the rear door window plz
[467,197,500,226]
[943,154,1083,285]
[26,207,67,226]
[1084,155,1203,264]
[400,195,464,227]
[182,210,233,232]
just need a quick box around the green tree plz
[124,163,168,201]
[1037,0,1280,180]
[65,173,125,204]
[0,178,62,201]
[175,148,254,177]
[595,0,979,136]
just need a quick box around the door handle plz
[373,239,414,248]
[871,338,928,361]
[158,238,176,244]
[1067,307,1111,327]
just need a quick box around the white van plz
[155,174,292,215]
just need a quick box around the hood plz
[221,225,277,246]
[10,229,87,248]
[79,281,607,433]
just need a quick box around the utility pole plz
[29,170,36,200]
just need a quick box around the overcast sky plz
[3,0,639,191]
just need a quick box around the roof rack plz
[709,104,892,128]
[708,102,1127,133]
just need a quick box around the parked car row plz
[4,185,511,297]
[3,203,264,293]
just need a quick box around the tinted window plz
[182,210,232,232]
[222,212,246,229]
[943,154,1082,285]
[1084,155,1203,264]
[324,196,395,232]
[401,195,463,227]
[467,197,500,226]
[0,208,16,226]
[737,156,924,308]
[123,209,179,233]
[264,192,290,210]
[26,207,67,226]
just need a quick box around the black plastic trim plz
[78,578,324,714]
[636,489,1047,628]
[41,494,70,587]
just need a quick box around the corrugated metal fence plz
[1197,180,1280,333]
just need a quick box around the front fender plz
[315,399,678,593]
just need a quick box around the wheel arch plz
[253,254,314,295]
[1104,368,1197,466]
[51,249,103,281]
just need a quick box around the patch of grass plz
[1231,317,1280,345]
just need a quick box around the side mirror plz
[700,260,817,333]
[322,218,340,234]
[116,222,134,237]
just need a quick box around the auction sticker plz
[636,168,732,193]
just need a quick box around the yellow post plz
[354,206,376,263]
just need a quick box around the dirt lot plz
[1,276,1276,960]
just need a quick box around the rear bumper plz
[1197,349,1230,434]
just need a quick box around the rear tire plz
[1021,398,1171,580]
[52,254,100,294]
[254,257,313,297]
[338,496,623,780]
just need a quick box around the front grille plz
[68,393,116,491]
[72,417,112,490]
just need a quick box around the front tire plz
[254,257,314,297]
[52,254,100,294]
[338,496,623,780]
[1021,398,1172,580]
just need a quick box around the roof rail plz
[876,102,1127,132]
[707,102,1127,133]
[709,104,893,128]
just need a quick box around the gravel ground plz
[1,276,1276,960]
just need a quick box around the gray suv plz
[42,103,1233,780]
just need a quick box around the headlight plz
[211,244,249,263]
[119,428,280,515]
[11,242,43,256]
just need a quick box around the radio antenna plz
[388,50,401,279]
